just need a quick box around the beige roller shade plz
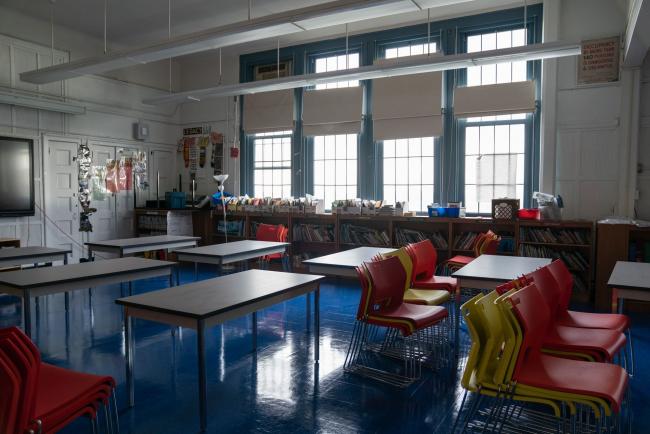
[243,89,294,133]
[372,67,443,140]
[302,86,363,136]
[454,80,536,118]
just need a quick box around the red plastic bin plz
[518,208,540,220]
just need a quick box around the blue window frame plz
[239,5,543,213]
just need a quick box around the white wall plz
[635,54,650,218]
[547,0,638,220]
[176,49,241,198]
[0,11,181,247]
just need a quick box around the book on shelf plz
[521,227,590,245]
[394,228,448,249]
[453,232,479,250]
[340,224,390,246]
[293,224,335,243]
[518,244,589,271]
[627,240,650,262]
[217,219,245,236]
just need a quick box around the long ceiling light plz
[142,41,581,106]
[20,0,420,85]
[0,90,86,114]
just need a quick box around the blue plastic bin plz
[428,206,460,218]
[165,192,186,209]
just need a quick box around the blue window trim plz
[239,4,543,207]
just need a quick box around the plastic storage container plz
[428,206,460,218]
[165,192,186,209]
[518,208,540,220]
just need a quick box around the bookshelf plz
[172,210,595,303]
[595,222,650,312]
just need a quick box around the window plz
[466,29,526,87]
[313,134,357,209]
[383,137,435,212]
[385,41,437,59]
[462,27,530,214]
[253,131,292,198]
[314,52,359,89]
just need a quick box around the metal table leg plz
[306,292,311,332]
[194,262,199,281]
[252,312,258,351]
[125,314,135,407]
[197,320,207,432]
[23,289,32,338]
[314,286,320,363]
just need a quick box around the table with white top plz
[0,257,175,337]
[86,235,199,259]
[608,261,650,313]
[302,246,396,278]
[173,240,289,281]
[0,246,71,268]
[116,269,325,432]
[451,254,552,292]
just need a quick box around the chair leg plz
[627,329,635,377]
[112,389,120,434]
[90,416,98,434]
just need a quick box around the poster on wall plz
[578,37,620,85]
[133,151,148,191]
[77,143,96,232]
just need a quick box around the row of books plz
[138,215,167,231]
[571,273,588,294]
[293,224,336,243]
[521,228,591,245]
[518,244,589,271]
[628,241,650,263]
[217,219,245,236]
[394,228,448,249]
[452,232,481,250]
[340,224,391,246]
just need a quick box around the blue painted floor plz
[1,264,648,433]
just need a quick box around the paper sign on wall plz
[578,37,620,85]
[167,211,193,236]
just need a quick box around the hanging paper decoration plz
[211,132,224,174]
[133,151,148,191]
[198,136,209,168]
[90,165,108,201]
[105,159,119,194]
[117,156,133,191]
[183,137,195,168]
[189,142,199,172]
[77,143,96,232]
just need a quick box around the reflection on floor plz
[0,264,647,433]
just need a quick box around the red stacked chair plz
[546,259,634,374]
[0,326,118,434]
[405,240,459,298]
[443,230,500,273]
[256,223,290,269]
[526,267,627,365]
[343,255,448,387]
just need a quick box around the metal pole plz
[157,171,160,208]
[104,0,108,54]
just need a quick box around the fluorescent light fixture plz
[0,90,86,114]
[143,41,581,106]
[20,0,418,85]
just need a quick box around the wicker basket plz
[492,199,520,220]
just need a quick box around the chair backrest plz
[474,230,500,257]
[507,282,551,380]
[355,265,372,320]
[364,256,408,312]
[495,275,531,295]
[526,266,562,319]
[0,351,21,434]
[377,247,414,293]
[473,291,512,388]
[256,223,281,242]
[460,293,487,392]
[0,327,40,432]
[406,239,437,280]
[546,259,573,312]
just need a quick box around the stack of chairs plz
[443,230,501,275]
[455,260,632,433]
[343,255,449,387]
[0,326,118,434]
[256,223,290,270]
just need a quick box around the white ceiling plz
[1,0,532,52]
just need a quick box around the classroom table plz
[451,254,551,291]
[173,240,289,281]
[86,235,199,259]
[116,269,325,432]
[0,257,175,337]
[302,246,396,277]
[608,261,650,313]
[0,246,71,268]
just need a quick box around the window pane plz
[384,140,395,158]
[408,157,421,184]
[422,137,434,156]
[313,134,358,210]
[467,35,481,53]
[384,158,395,184]
[252,131,292,199]
[466,127,480,155]
[395,158,408,184]
[494,125,510,154]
